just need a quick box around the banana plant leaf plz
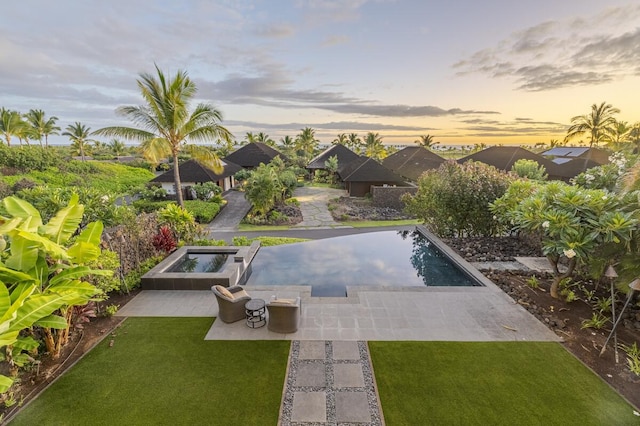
[41,194,84,245]
[2,196,42,230]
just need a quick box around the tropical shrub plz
[191,182,221,200]
[0,195,109,391]
[244,163,282,216]
[132,199,173,213]
[152,225,177,254]
[403,160,514,237]
[491,181,637,298]
[157,203,199,242]
[511,159,547,181]
[0,145,62,172]
[571,152,634,192]
[122,255,164,292]
[183,200,221,223]
[86,249,122,296]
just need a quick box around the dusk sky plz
[1,1,639,146]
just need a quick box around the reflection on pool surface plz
[167,253,229,273]
[245,230,480,297]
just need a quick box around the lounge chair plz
[266,296,301,333]
[211,285,251,323]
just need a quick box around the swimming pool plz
[245,229,482,296]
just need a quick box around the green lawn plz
[341,219,421,228]
[10,318,290,426]
[369,341,638,426]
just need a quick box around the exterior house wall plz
[371,186,417,210]
[160,177,235,195]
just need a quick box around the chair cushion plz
[270,298,296,305]
[215,285,233,299]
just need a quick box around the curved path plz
[292,186,349,229]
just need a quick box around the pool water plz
[167,253,229,273]
[245,230,480,297]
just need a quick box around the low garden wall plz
[370,185,417,210]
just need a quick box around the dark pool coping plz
[141,242,260,290]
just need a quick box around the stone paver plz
[291,392,327,423]
[292,186,350,228]
[335,391,372,423]
[282,341,382,425]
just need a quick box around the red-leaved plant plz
[152,225,177,253]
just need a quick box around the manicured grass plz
[10,318,290,425]
[369,341,637,426]
[234,236,310,246]
[341,219,421,228]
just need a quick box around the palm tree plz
[242,132,258,146]
[564,102,620,147]
[346,133,362,154]
[608,120,631,150]
[295,127,319,157]
[548,139,564,148]
[255,132,276,147]
[94,66,232,207]
[108,139,127,157]
[0,108,26,147]
[363,132,385,160]
[24,109,60,148]
[415,134,439,150]
[332,133,348,145]
[63,122,95,161]
[279,135,294,148]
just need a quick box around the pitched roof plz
[338,156,406,183]
[223,142,288,168]
[382,146,445,181]
[307,144,360,169]
[541,146,609,165]
[549,158,602,179]
[150,159,242,183]
[458,146,558,172]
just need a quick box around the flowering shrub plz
[403,160,514,237]
[491,181,637,298]
[571,152,636,191]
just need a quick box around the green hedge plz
[132,199,222,223]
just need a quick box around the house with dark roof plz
[338,156,407,197]
[307,144,360,172]
[540,147,609,165]
[457,146,604,181]
[382,146,445,181]
[457,146,557,172]
[150,159,242,196]
[223,142,288,169]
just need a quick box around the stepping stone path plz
[280,340,383,425]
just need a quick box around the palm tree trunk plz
[173,151,184,207]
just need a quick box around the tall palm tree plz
[63,122,95,161]
[24,109,60,148]
[346,132,362,154]
[295,127,319,157]
[564,102,620,147]
[363,132,385,160]
[415,134,439,150]
[548,139,564,148]
[94,66,231,207]
[0,108,26,147]
[332,133,348,145]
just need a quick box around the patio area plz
[116,283,560,342]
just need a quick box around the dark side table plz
[245,299,266,328]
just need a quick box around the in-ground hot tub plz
[141,242,260,290]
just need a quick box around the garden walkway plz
[292,186,351,229]
[207,190,252,231]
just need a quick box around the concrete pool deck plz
[116,283,560,342]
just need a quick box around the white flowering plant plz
[491,181,637,298]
